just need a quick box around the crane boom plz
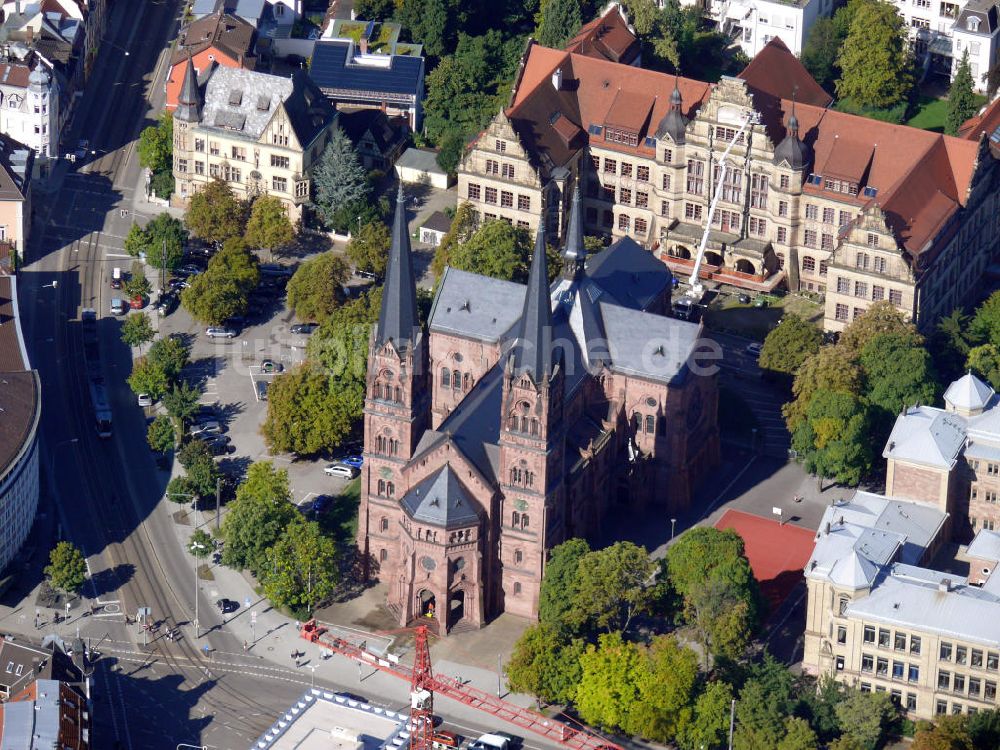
[300,620,621,750]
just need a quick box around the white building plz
[0,60,59,170]
[684,0,834,56]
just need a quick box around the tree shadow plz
[88,563,135,598]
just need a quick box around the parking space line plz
[296,491,317,508]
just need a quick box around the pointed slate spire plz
[376,184,419,349]
[175,54,202,123]
[788,87,800,138]
[562,185,585,279]
[655,76,687,143]
[512,223,555,382]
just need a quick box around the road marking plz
[296,491,317,508]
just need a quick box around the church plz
[356,186,720,633]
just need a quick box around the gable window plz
[495,139,506,153]
[270,154,290,169]
[486,159,499,176]
[968,16,980,31]
[502,163,515,179]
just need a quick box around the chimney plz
[359,38,368,55]
[938,578,951,593]
[551,67,563,90]
[825,522,831,535]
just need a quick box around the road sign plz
[137,607,151,617]
[250,611,257,624]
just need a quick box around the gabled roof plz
[884,405,967,469]
[564,4,640,65]
[585,236,671,310]
[173,11,257,67]
[400,466,481,529]
[429,268,526,343]
[958,95,1000,141]
[967,528,1000,562]
[737,37,833,109]
[309,40,424,98]
[337,108,408,153]
[944,371,995,412]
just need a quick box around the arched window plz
[463,372,471,390]
[525,471,534,488]
[530,419,539,436]
[394,387,401,402]
[452,369,461,389]
[521,514,530,530]
[838,595,850,615]
[380,549,388,562]
[645,414,656,434]
[512,511,520,527]
[387,482,395,497]
[520,416,529,432]
[380,517,389,532]
[514,549,523,564]
[441,368,450,387]
[378,479,385,495]
[513,582,522,595]
[802,256,816,272]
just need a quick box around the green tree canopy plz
[262,518,339,612]
[177,439,221,498]
[836,0,913,108]
[777,717,819,750]
[760,314,823,377]
[538,537,591,632]
[147,335,190,381]
[287,251,351,323]
[801,17,842,92]
[628,634,699,742]
[574,632,644,733]
[165,475,194,503]
[840,300,917,353]
[147,414,175,454]
[783,345,862,432]
[209,237,261,294]
[346,220,390,277]
[431,202,477,280]
[163,381,201,429]
[125,223,149,258]
[188,529,213,558]
[144,213,187,271]
[121,312,155,349]
[449,220,533,282]
[312,126,370,232]
[221,461,297,575]
[834,688,897,750]
[971,290,1000,348]
[570,541,658,634]
[792,389,874,486]
[505,622,584,705]
[124,270,152,300]
[137,112,173,173]
[127,357,169,400]
[244,195,295,253]
[182,274,246,325]
[677,680,735,750]
[947,50,979,136]
[45,541,87,593]
[536,0,582,47]
[967,344,1000,390]
[930,308,973,384]
[185,178,245,245]
[262,363,360,456]
[860,330,938,418]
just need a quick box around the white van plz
[111,267,122,289]
[110,298,126,315]
[469,734,512,750]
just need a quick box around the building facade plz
[458,38,1000,333]
[694,0,832,56]
[171,59,337,220]
[0,60,59,169]
[357,187,719,633]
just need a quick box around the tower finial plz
[375,184,419,348]
[562,184,585,279]
[788,85,799,137]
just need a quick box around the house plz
[419,211,451,246]
[457,37,1000,333]
[164,12,257,112]
[0,133,34,258]
[395,147,450,189]
[309,37,425,130]
[565,3,641,66]
[684,0,835,56]
[171,58,338,220]
[357,185,719,631]
[0,58,59,176]
[338,107,408,171]
[192,0,302,27]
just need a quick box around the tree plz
[147,336,190,381]
[354,0,395,19]
[137,111,173,173]
[536,0,582,48]
[209,237,260,294]
[947,51,979,136]
[346,220,390,277]
[912,716,975,750]
[840,300,918,353]
[431,201,478,280]
[930,308,973,384]
[783,345,862,432]
[570,541,657,634]
[627,634,699,742]
[801,17,842,92]
[147,415,175,454]
[165,475,194,503]
[436,130,467,174]
[574,632,644,733]
[221,461,297,575]
[182,274,246,324]
[734,677,792,750]
[971,290,1000,348]
[163,381,201,430]
[124,271,151,299]
[286,252,351,323]
[760,315,823,377]
[45,541,87,593]
[188,529,213,558]
[262,518,339,611]
[836,0,912,108]
[505,623,584,705]
[312,126,369,232]
[860,331,938,421]
[538,538,591,631]
[262,364,359,455]
[125,223,149,258]
[778,718,819,750]
[185,179,245,245]
[449,220,533,282]
[127,357,169,400]
[244,195,295,254]
[144,213,187,272]
[677,680,735,750]
[792,389,873,487]
[121,312,155,349]
[970,345,1000,390]
[179,440,220,498]
[833,689,896,750]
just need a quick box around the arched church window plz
[441,368,450,387]
[452,369,461,389]
[512,511,520,527]
[645,414,656,434]
[514,549,523,565]
[394,387,401,402]
[530,419,539,436]
[521,514,530,530]
[378,479,385,495]
[463,372,471,390]
[513,582,522,595]
[387,482,395,497]
[380,517,389,532]
[380,549,388,562]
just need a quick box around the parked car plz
[110,298,127,315]
[169,278,189,291]
[311,495,332,514]
[137,393,153,407]
[205,327,236,339]
[130,294,146,310]
[290,323,319,335]
[324,463,360,479]
[432,732,461,750]
[260,359,283,373]
[196,431,230,444]
[156,293,178,317]
[204,436,235,455]
[189,421,223,437]
[745,342,763,358]
[111,267,123,289]
[256,381,269,401]
[178,264,204,277]
[259,264,294,277]
[333,455,363,469]
[215,598,239,614]
[737,293,751,304]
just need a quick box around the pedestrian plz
[243,640,248,653]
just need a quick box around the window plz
[660,200,669,217]
[194,161,204,176]
[823,207,835,224]
[804,229,818,248]
[715,126,745,144]
[637,165,649,182]
[713,164,743,204]
[856,252,870,270]
[954,674,965,693]
[468,183,481,201]
[836,303,849,321]
[877,657,889,677]
[777,226,787,243]
[441,368,450,388]
[231,146,246,161]
[618,214,630,232]
[837,277,849,294]
[837,626,847,644]
[957,646,968,665]
[968,16,980,31]
[636,191,648,208]
[272,132,288,146]
[839,210,852,227]
[819,261,828,277]
[939,671,951,690]
[662,173,672,190]
[972,649,983,668]
[270,154,290,169]
[806,204,818,220]
[749,216,766,237]
[500,191,513,208]
[685,203,702,222]
[969,677,981,696]
[512,511,519,527]
[862,654,874,672]
[778,200,788,217]
[872,285,885,301]
[452,369,461,390]
[911,16,930,27]
[619,187,632,205]
[879,628,891,648]
[802,256,816,273]
[750,174,768,208]
[909,664,920,682]
[194,138,205,152]
[634,217,647,235]
[272,176,287,192]
[295,180,309,199]
[209,141,220,156]
[867,233,879,247]
[854,281,868,299]
[663,148,673,163]
[895,633,907,652]
[518,194,530,211]
[621,163,633,178]
[712,209,740,233]
[873,256,887,273]
[514,550,523,565]
[780,174,790,189]
[822,234,833,250]
[889,289,903,306]
[496,139,506,153]
[485,159,499,175]
[990,653,1000,671]
[604,158,617,174]
[893,661,905,680]
[987,681,998,700]
[176,158,188,173]
[989,463,999,476]
[906,693,917,711]
[937,700,948,715]
[485,187,498,204]
[209,164,220,178]
[502,163,515,179]
[686,159,705,194]
[861,683,872,693]
[864,626,876,644]
[836,655,845,671]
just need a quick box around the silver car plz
[205,327,236,339]
[189,421,222,437]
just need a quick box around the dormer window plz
[969,16,980,31]
[604,127,639,147]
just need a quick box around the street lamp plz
[671,518,677,541]
[190,541,208,638]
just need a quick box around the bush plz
[834,98,908,124]
[151,168,174,199]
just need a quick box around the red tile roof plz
[959,95,1000,141]
[564,4,640,65]
[737,37,833,109]
[0,63,32,89]
[503,41,986,262]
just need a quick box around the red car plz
[130,294,146,310]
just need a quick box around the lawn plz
[907,93,987,133]
[702,292,823,341]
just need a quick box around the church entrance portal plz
[449,590,465,626]
[419,589,436,619]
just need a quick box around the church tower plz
[497,223,565,618]
[358,185,429,577]
[172,55,201,201]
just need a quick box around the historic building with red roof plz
[564,3,640,66]
[457,37,1000,332]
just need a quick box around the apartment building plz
[458,38,1000,332]
[693,0,834,56]
[171,59,338,220]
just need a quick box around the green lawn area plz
[318,477,360,547]
[702,293,823,341]
[907,93,987,132]
[337,21,366,43]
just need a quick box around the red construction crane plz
[300,620,620,750]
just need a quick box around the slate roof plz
[585,236,671,310]
[429,269,526,343]
[510,225,556,382]
[200,67,334,146]
[944,371,994,412]
[883,405,967,469]
[967,529,1000,562]
[600,303,699,384]
[396,147,445,174]
[173,12,257,67]
[309,40,424,98]
[421,211,451,234]
[564,4,640,65]
[400,466,481,528]
[955,0,997,36]
[376,184,419,349]
[337,107,408,153]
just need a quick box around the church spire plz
[376,184,419,349]
[175,54,202,123]
[511,223,555,382]
[561,185,585,279]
